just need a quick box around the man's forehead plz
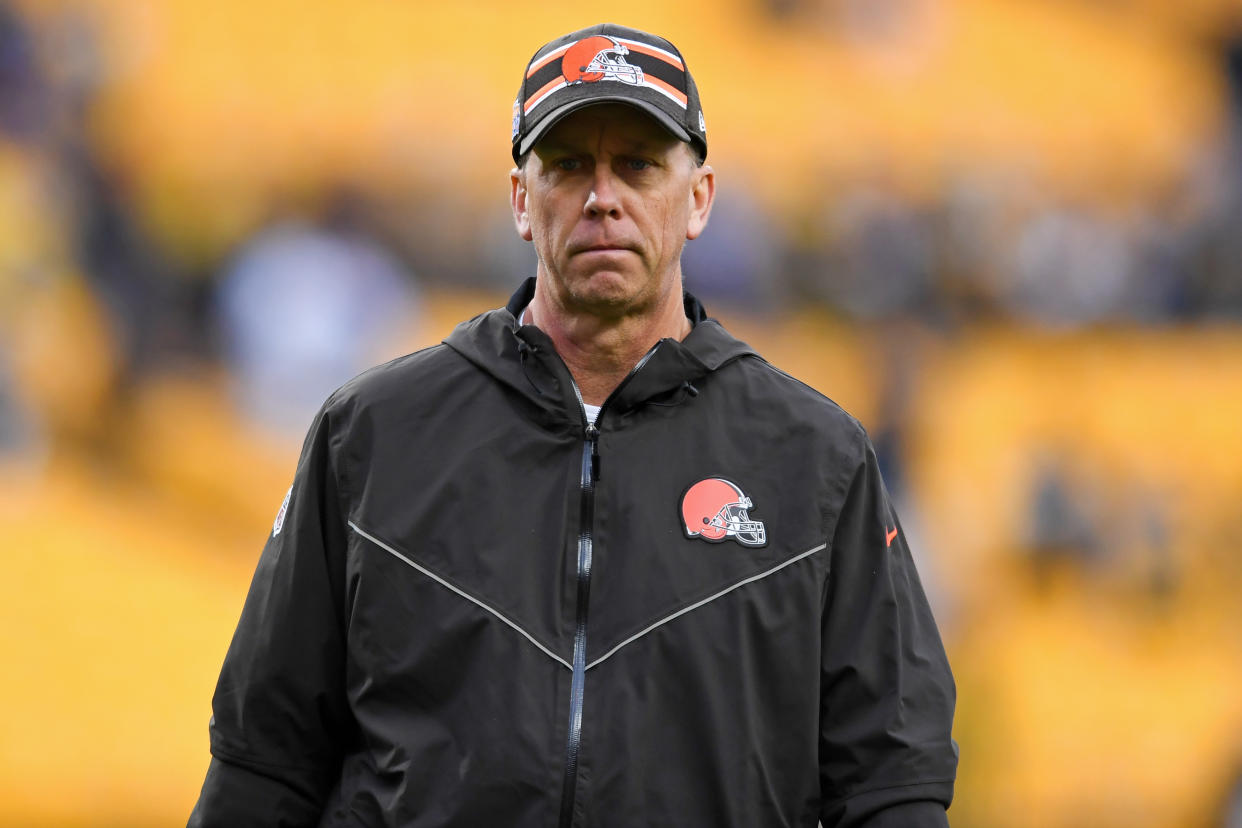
[535,103,686,153]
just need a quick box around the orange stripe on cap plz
[523,77,564,114]
[646,75,688,106]
[620,40,684,71]
[527,44,572,79]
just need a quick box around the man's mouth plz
[573,244,634,255]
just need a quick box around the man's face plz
[511,104,715,320]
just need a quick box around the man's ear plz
[686,164,716,241]
[511,166,533,241]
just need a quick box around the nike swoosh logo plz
[885,526,898,547]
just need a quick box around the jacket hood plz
[443,277,757,424]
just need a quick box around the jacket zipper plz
[557,343,661,828]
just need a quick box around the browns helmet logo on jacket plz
[681,477,767,547]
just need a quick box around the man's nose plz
[584,167,622,218]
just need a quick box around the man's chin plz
[564,272,649,315]
[569,269,635,296]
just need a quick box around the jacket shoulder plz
[728,353,869,451]
[323,343,468,415]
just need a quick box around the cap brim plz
[517,97,692,159]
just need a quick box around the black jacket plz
[190,279,957,828]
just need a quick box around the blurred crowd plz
[0,1,423,448]
[775,142,1242,326]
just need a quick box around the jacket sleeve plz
[188,402,352,827]
[819,435,958,827]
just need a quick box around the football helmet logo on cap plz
[681,478,767,547]
[562,35,644,85]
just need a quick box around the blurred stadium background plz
[2,0,1242,825]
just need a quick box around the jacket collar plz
[443,277,756,425]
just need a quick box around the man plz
[190,23,957,828]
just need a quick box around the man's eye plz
[626,158,652,171]
[555,158,582,171]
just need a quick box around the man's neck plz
[526,284,691,407]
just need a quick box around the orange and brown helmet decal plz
[681,477,768,548]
